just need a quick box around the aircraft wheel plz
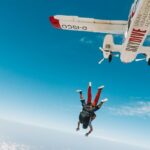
[108,54,112,63]
[148,58,150,66]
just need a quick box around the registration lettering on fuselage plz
[61,24,87,30]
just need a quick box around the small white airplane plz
[50,0,150,65]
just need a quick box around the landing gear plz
[148,58,150,66]
[108,54,112,63]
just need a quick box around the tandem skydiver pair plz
[76,82,108,136]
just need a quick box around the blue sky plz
[0,0,150,148]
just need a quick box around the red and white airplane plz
[49,0,150,65]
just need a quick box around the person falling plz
[76,82,108,136]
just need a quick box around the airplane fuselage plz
[50,0,150,65]
[121,0,150,63]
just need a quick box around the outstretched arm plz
[77,90,86,107]
[76,121,80,131]
[92,102,104,112]
[97,101,104,109]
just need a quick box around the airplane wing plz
[49,15,127,34]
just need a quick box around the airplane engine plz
[102,34,115,62]
[103,34,114,51]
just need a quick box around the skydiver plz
[76,82,108,136]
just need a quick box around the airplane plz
[49,0,150,65]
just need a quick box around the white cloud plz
[80,37,93,44]
[0,141,30,150]
[108,101,150,117]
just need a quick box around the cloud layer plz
[80,37,93,44]
[0,141,30,150]
[108,101,150,117]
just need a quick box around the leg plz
[92,86,104,106]
[76,121,80,131]
[91,113,96,121]
[85,121,93,136]
[87,82,92,105]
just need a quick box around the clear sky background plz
[0,0,150,149]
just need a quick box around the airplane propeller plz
[99,47,104,51]
[113,54,119,57]
[135,58,146,62]
[98,47,119,64]
[98,58,105,64]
